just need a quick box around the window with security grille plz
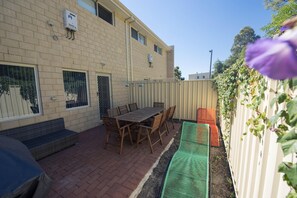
[0,64,41,120]
[63,70,89,109]
[97,75,110,118]
[98,3,113,25]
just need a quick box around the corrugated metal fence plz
[129,79,293,197]
[221,79,292,197]
[128,80,217,121]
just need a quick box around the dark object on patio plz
[0,135,52,198]
[137,113,163,153]
[0,118,79,160]
[128,103,139,112]
[118,105,129,115]
[153,102,164,108]
[102,116,133,154]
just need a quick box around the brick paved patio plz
[39,122,181,198]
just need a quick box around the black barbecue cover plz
[0,135,52,198]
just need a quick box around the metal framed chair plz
[137,113,163,153]
[118,105,129,115]
[102,116,133,154]
[128,103,138,112]
[153,102,164,108]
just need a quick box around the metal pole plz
[209,50,213,79]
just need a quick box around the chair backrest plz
[150,113,163,132]
[153,102,164,108]
[102,116,120,132]
[160,108,170,126]
[118,105,129,115]
[168,105,176,119]
[128,103,138,112]
[107,108,119,117]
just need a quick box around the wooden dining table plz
[116,107,163,123]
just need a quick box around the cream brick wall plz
[0,0,172,132]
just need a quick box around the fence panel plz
[128,80,217,121]
[222,79,291,197]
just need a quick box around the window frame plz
[0,62,41,122]
[77,0,96,15]
[62,69,90,110]
[131,27,146,45]
[154,44,162,55]
[97,3,114,25]
[77,0,114,26]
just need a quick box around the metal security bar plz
[0,64,40,120]
[63,70,88,109]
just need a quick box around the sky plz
[120,0,272,79]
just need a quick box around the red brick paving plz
[39,122,181,198]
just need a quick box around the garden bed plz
[137,126,235,198]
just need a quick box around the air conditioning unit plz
[148,54,153,63]
[63,10,78,31]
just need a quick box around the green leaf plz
[278,93,288,104]
[287,191,297,198]
[277,129,297,143]
[279,162,297,191]
[289,78,297,90]
[287,98,297,127]
[277,129,297,156]
[270,111,282,126]
[270,96,278,108]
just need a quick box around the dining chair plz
[137,113,163,153]
[159,108,170,137]
[118,105,129,115]
[167,105,176,129]
[153,102,164,108]
[107,107,120,117]
[128,103,138,112]
[102,116,133,154]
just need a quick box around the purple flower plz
[280,26,289,32]
[245,28,297,80]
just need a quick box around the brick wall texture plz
[0,0,174,132]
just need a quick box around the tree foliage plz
[174,66,182,80]
[214,2,297,196]
[262,0,297,37]
[224,27,260,69]
[212,60,227,78]
[264,0,292,10]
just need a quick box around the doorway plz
[97,74,111,119]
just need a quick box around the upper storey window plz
[131,28,146,45]
[77,0,114,25]
[154,44,162,55]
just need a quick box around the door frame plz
[96,73,112,119]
